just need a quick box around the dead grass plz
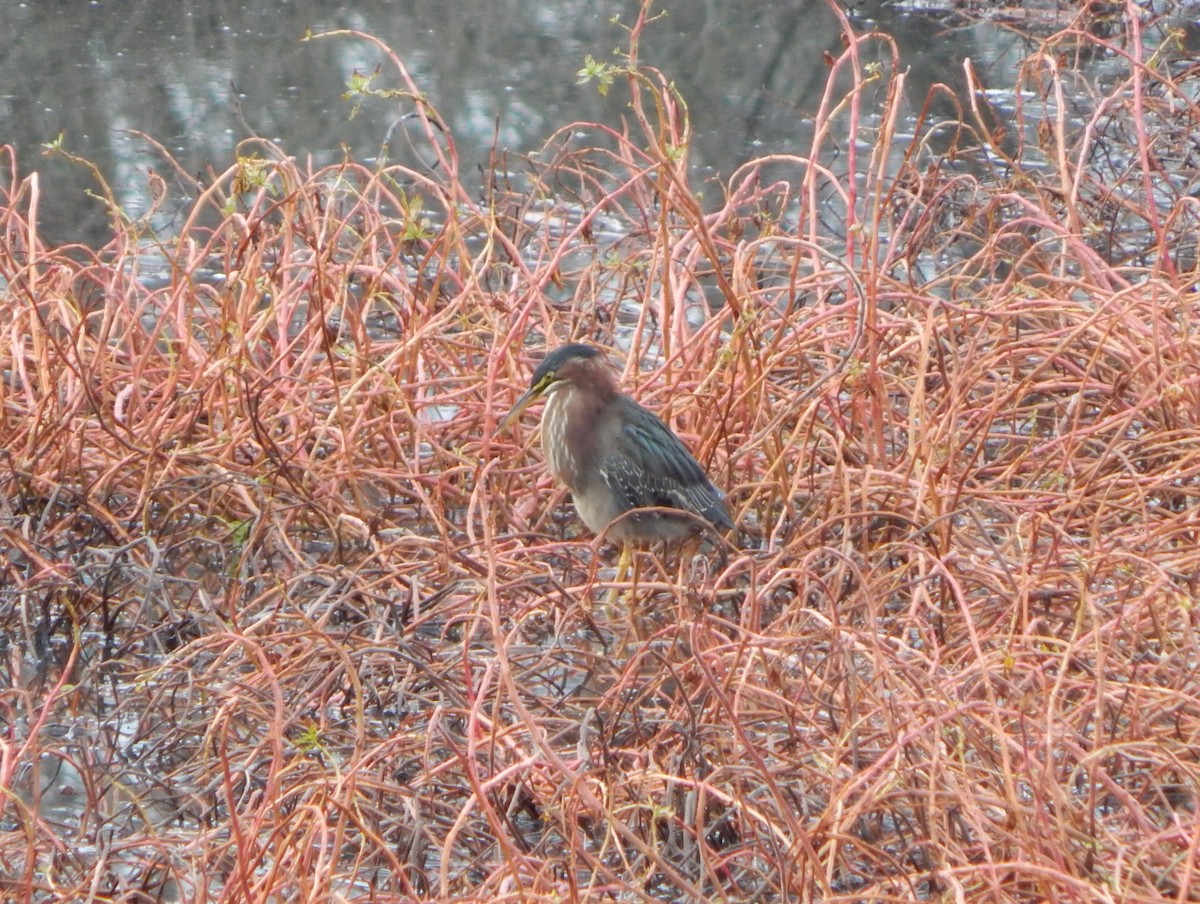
[2,2,1200,901]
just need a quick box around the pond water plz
[12,0,1195,247]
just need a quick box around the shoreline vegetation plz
[3,3,1199,900]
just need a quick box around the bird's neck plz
[544,379,616,489]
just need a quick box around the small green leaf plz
[577,54,616,97]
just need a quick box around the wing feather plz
[598,398,731,529]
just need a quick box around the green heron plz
[500,343,733,543]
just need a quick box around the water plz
[14,0,1188,246]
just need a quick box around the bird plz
[500,343,733,543]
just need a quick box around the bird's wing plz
[600,399,730,527]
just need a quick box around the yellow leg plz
[604,542,632,615]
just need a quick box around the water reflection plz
[2,0,928,246]
[8,2,1196,247]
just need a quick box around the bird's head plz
[499,343,612,430]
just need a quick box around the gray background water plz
[3,1,1195,246]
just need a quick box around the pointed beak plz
[498,385,544,432]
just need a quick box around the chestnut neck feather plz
[544,358,620,490]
